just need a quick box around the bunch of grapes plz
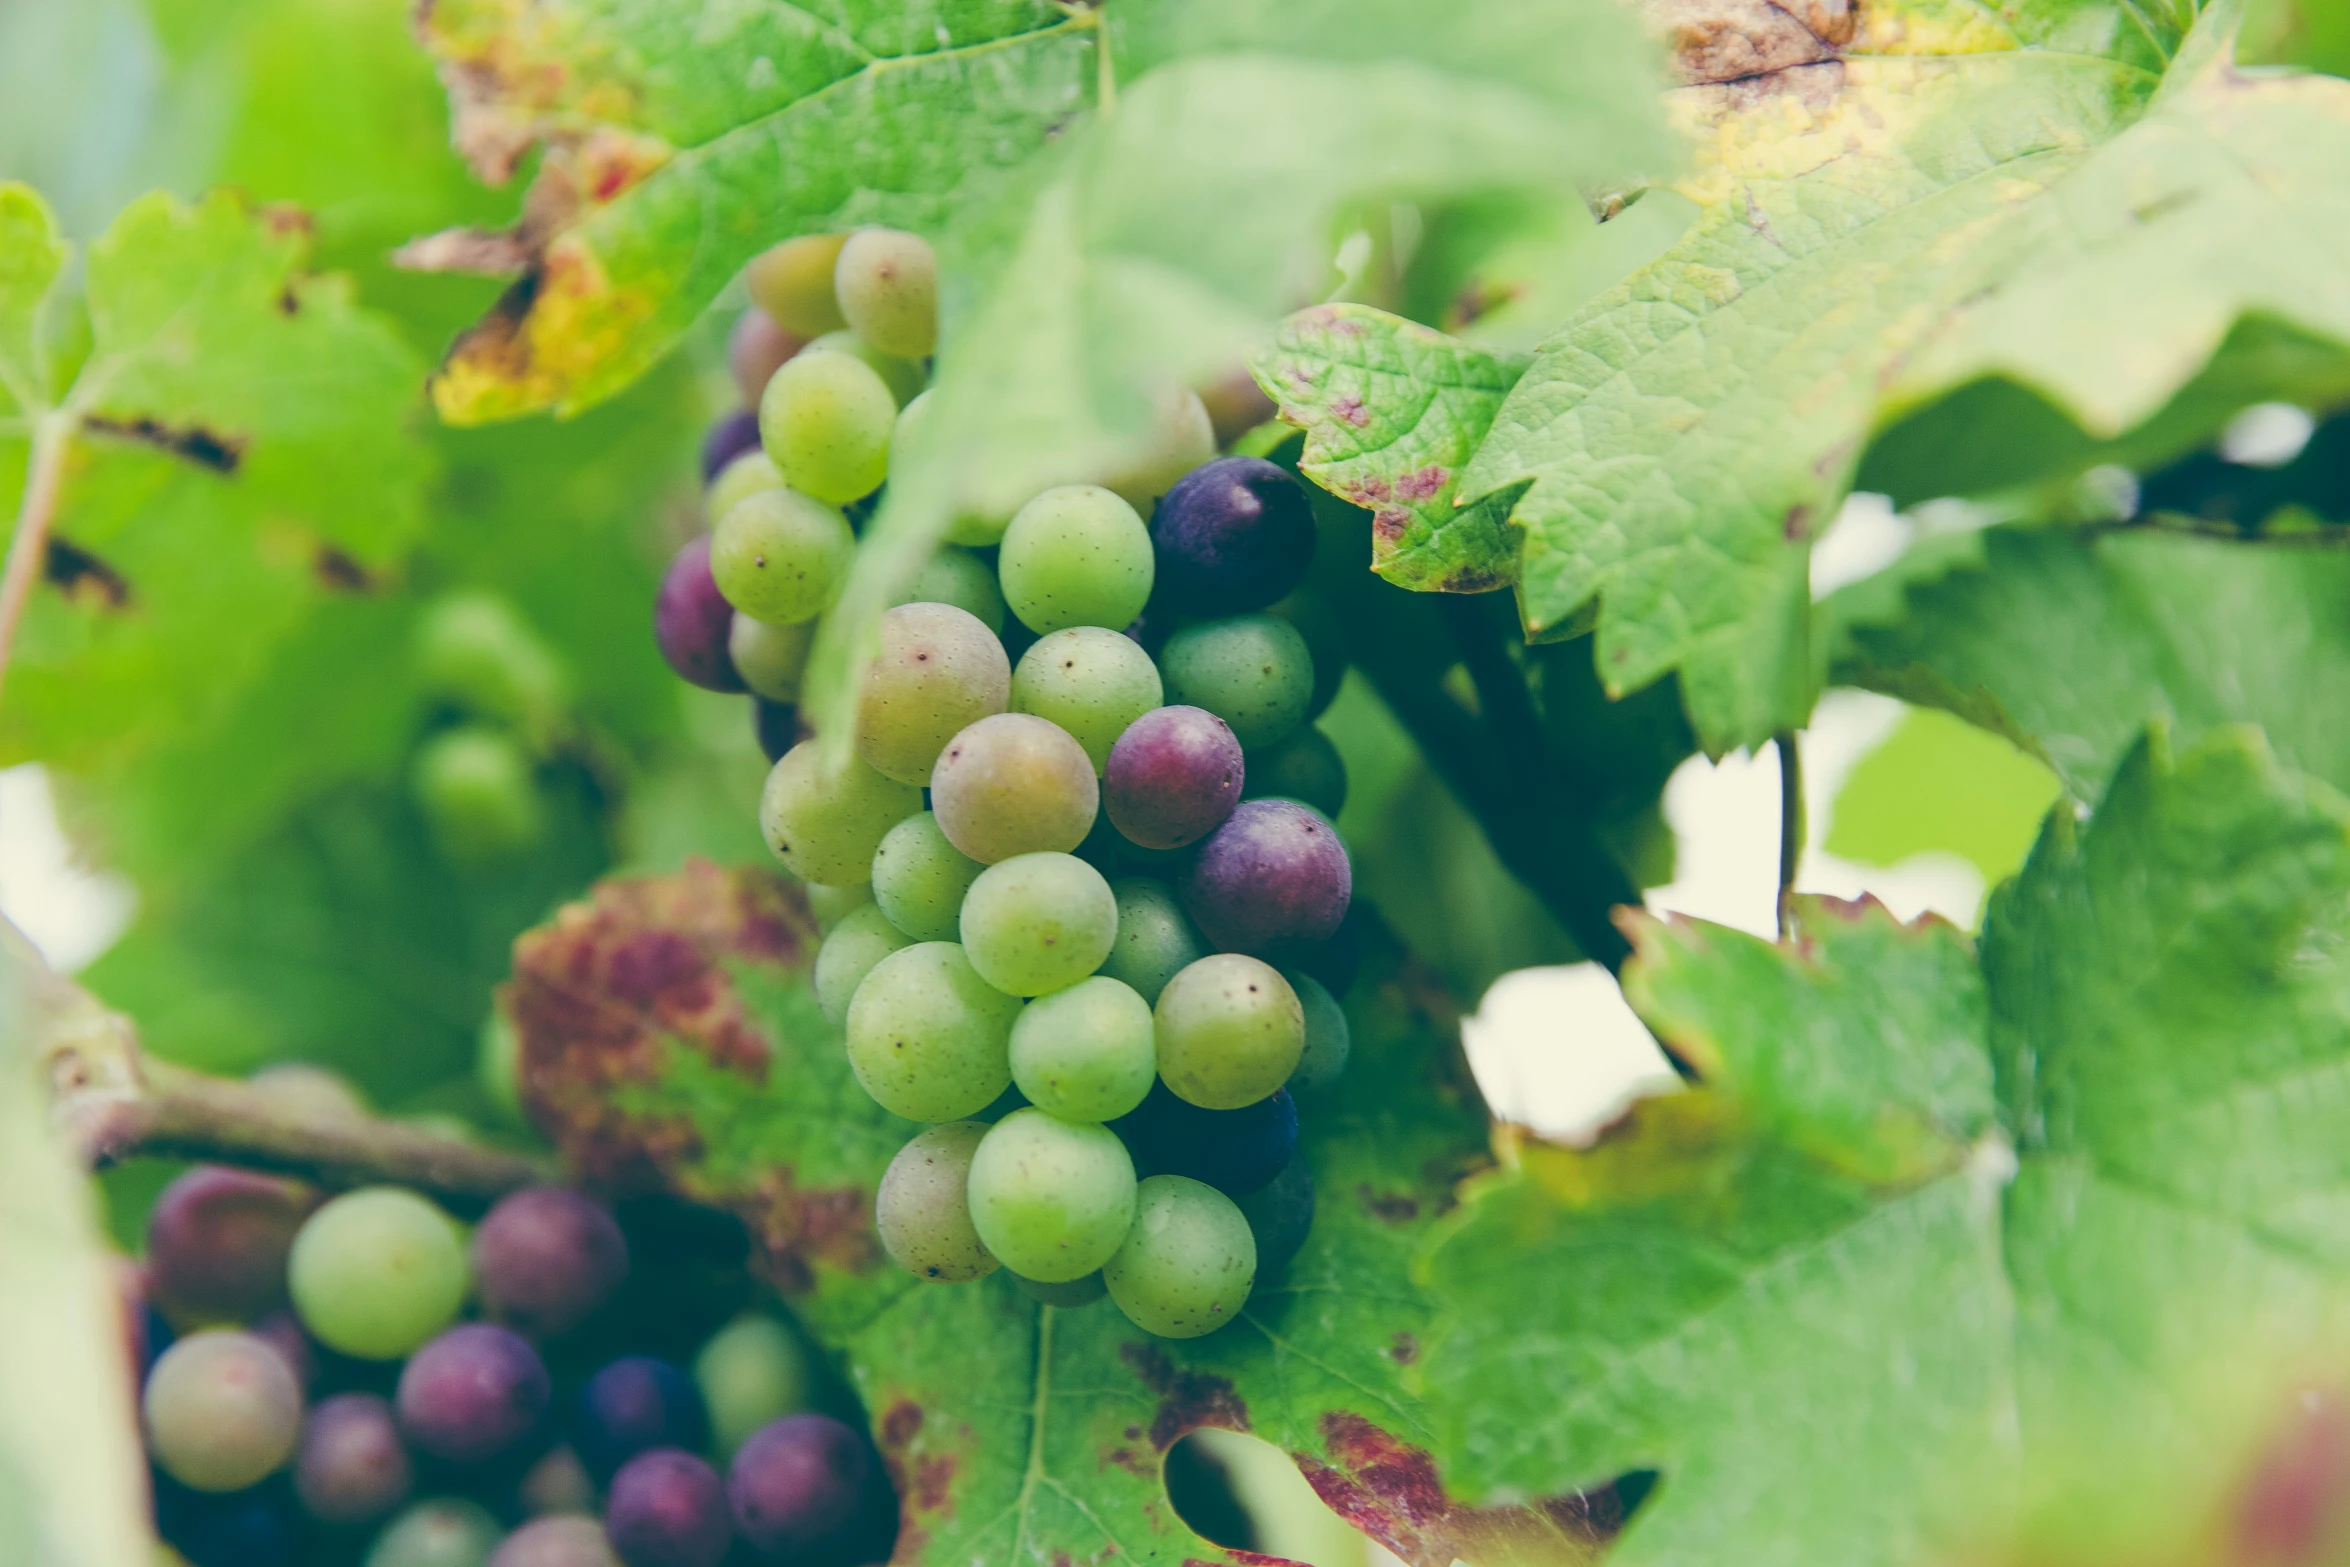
[128,1155,894,1567]
[405,592,573,864]
[655,230,1355,1340]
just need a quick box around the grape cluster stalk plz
[657,230,1357,1340]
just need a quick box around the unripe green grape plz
[1103,1175,1256,1339]
[1269,591,1347,719]
[730,612,816,702]
[999,485,1155,634]
[1011,628,1163,774]
[289,1187,470,1359]
[1285,971,1351,1091]
[365,1498,504,1567]
[412,726,545,862]
[713,486,854,625]
[759,348,895,504]
[1009,977,1155,1121]
[706,449,785,529]
[875,1121,998,1283]
[479,1009,523,1122]
[1159,615,1315,750]
[853,602,1011,786]
[806,881,874,932]
[894,546,1005,635]
[1242,725,1346,818]
[760,740,923,885]
[1100,879,1210,1005]
[143,1330,303,1491]
[414,591,566,734]
[1012,1271,1107,1308]
[834,228,938,359]
[966,1109,1137,1282]
[814,902,914,1026]
[1097,387,1215,514]
[872,812,985,942]
[890,391,1005,545]
[745,233,848,338]
[929,713,1099,864]
[1154,956,1304,1110]
[959,852,1118,997]
[807,328,926,407]
[845,942,1021,1121]
[695,1314,813,1459]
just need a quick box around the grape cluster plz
[128,1154,893,1567]
[405,592,576,864]
[655,230,1356,1340]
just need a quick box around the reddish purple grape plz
[144,1166,313,1326]
[575,1357,710,1481]
[1181,799,1351,955]
[655,537,746,693]
[1104,706,1244,851]
[607,1448,733,1567]
[1149,456,1315,615]
[295,1391,412,1525]
[753,697,799,762]
[1112,1082,1296,1196]
[699,410,764,484]
[726,1414,892,1565]
[473,1186,630,1339]
[396,1323,551,1465]
[249,1310,316,1394]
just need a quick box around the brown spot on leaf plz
[1299,1413,1624,1567]
[1647,0,1852,84]
[1372,508,1411,546]
[739,1168,881,1295]
[1392,466,1448,504]
[881,1401,923,1448]
[314,546,379,593]
[85,415,244,474]
[1120,1343,1249,1448]
[1331,394,1371,429]
[1105,1444,1153,1478]
[1389,1333,1419,1366]
[1356,1184,1421,1225]
[44,539,131,610]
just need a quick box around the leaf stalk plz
[0,409,73,715]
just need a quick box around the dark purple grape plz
[295,1391,413,1525]
[575,1357,710,1481]
[655,537,746,694]
[145,1166,313,1326]
[753,697,799,763]
[396,1323,552,1466]
[699,409,763,484]
[606,1448,733,1567]
[1149,456,1315,614]
[474,1186,630,1339]
[1112,1082,1296,1196]
[726,1414,892,1566]
[1182,798,1351,955]
[1104,705,1244,851]
[1235,1154,1314,1276]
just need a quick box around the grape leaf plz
[1249,304,1530,595]
[1829,526,2350,803]
[1420,724,2350,1563]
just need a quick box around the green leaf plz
[1824,705,2062,885]
[1250,304,1529,594]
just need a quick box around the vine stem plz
[0,410,72,713]
[1775,727,1803,939]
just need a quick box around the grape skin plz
[414,726,546,862]
[396,1323,552,1465]
[760,740,923,886]
[288,1186,470,1360]
[1009,977,1156,1121]
[1103,705,1244,851]
[1235,1155,1315,1278]
[1114,1082,1296,1196]
[654,537,746,694]
[1240,725,1347,819]
[758,348,896,505]
[844,942,1022,1122]
[574,1357,711,1481]
[143,1329,303,1492]
[705,450,784,533]
[473,1186,629,1339]
[806,328,926,407]
[1153,956,1304,1110]
[814,902,915,1026]
[871,811,985,942]
[1157,614,1315,751]
[998,485,1156,634]
[1270,591,1348,720]
[960,852,1119,997]
[695,1315,813,1460]
[1011,1271,1108,1308]
[928,713,1099,864]
[834,228,938,359]
[1103,1175,1257,1339]
[805,881,874,933]
[711,487,854,626]
[967,1109,1139,1283]
[365,1498,505,1567]
[727,1414,891,1565]
[1183,799,1353,955]
[728,307,802,406]
[605,1448,733,1567]
[1286,971,1352,1091]
[490,1516,626,1567]
[144,1165,311,1327]
[853,602,1011,786]
[728,613,815,703]
[1011,627,1164,774]
[893,546,1006,634]
[747,235,848,337]
[699,409,764,486]
[1098,879,1211,1004]
[1095,387,1215,514]
[1149,456,1316,615]
[297,1392,412,1526]
[876,1121,999,1283]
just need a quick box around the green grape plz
[875,1121,998,1283]
[1099,879,1209,1005]
[814,902,914,1026]
[142,1330,303,1491]
[289,1187,470,1359]
[1269,590,1347,719]
[1153,956,1304,1109]
[1158,615,1315,750]
[966,1109,1137,1282]
[712,486,854,625]
[746,233,848,337]
[929,713,1099,864]
[1009,976,1156,1121]
[695,1314,813,1459]
[895,394,1002,547]
[872,812,985,941]
[729,612,817,702]
[759,348,896,504]
[365,1499,504,1567]
[959,852,1118,997]
[807,328,926,407]
[1011,627,1163,774]
[834,228,938,359]
[1096,387,1215,514]
[412,726,545,862]
[894,546,1006,635]
[1240,724,1347,818]
[760,740,923,885]
[806,881,874,932]
[413,591,566,734]
[1102,1175,1256,1339]
[998,485,1155,634]
[853,602,1011,786]
[1012,1271,1108,1308]
[1285,971,1351,1090]
[706,448,785,529]
[479,1008,522,1122]
[845,942,1021,1121]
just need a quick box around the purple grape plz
[606,1448,733,1567]
[575,1357,710,1481]
[396,1323,552,1466]
[295,1391,413,1525]
[726,1414,891,1566]
[1181,799,1351,955]
[699,410,763,484]
[1149,456,1315,614]
[473,1186,630,1339]
[1104,705,1244,851]
[249,1310,316,1394]
[655,537,746,693]
[1113,1082,1296,1196]
[753,697,799,763]
[145,1166,313,1326]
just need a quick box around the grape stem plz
[1775,727,1803,939]
[0,410,73,713]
